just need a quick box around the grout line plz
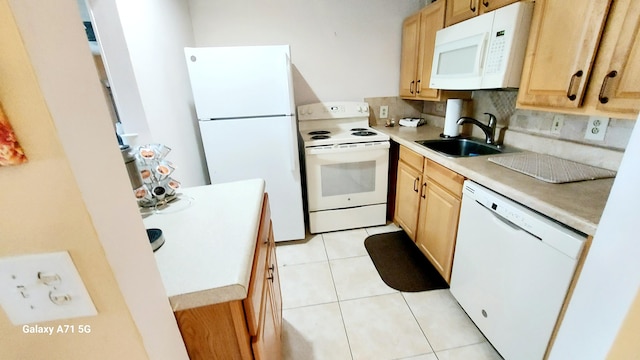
[282,299,339,312]
[400,292,438,358]
[323,234,355,360]
[338,290,400,304]
[278,258,328,267]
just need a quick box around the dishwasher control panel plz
[462,181,586,259]
[468,184,536,235]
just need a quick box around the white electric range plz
[298,102,390,233]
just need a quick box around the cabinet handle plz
[598,70,618,104]
[470,0,476,12]
[421,182,427,199]
[409,80,415,94]
[413,177,420,192]
[416,80,421,94]
[566,70,583,101]
[482,0,489,7]
[267,265,275,282]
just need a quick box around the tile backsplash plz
[367,92,633,151]
[365,96,423,126]
[471,90,633,151]
[365,91,634,171]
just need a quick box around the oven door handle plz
[305,142,390,155]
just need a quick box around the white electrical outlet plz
[0,251,97,325]
[551,114,564,135]
[585,116,609,141]
[380,105,389,119]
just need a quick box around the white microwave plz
[429,1,534,90]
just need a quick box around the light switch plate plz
[0,252,97,325]
[585,116,609,141]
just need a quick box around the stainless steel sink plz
[415,138,515,157]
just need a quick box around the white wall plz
[549,115,640,359]
[188,0,424,105]
[87,0,153,144]
[89,0,423,186]
[89,0,208,187]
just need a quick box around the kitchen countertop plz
[142,179,266,312]
[374,124,614,236]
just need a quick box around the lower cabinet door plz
[415,181,461,283]
[268,227,283,341]
[252,283,280,360]
[252,224,282,360]
[394,161,423,240]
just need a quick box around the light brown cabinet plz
[399,11,421,98]
[517,0,640,119]
[174,194,282,360]
[393,146,424,241]
[400,0,471,101]
[415,160,463,283]
[251,224,281,360]
[445,0,518,26]
[393,146,464,282]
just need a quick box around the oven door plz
[305,142,389,212]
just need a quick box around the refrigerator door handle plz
[289,119,298,173]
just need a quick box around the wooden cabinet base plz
[393,146,464,283]
[174,194,282,360]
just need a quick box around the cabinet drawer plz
[425,160,464,197]
[399,146,424,170]
[244,194,271,336]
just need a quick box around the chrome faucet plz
[457,113,497,145]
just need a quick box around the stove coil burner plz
[308,130,331,135]
[350,128,368,132]
[352,130,377,137]
[311,135,331,140]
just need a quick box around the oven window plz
[320,161,375,197]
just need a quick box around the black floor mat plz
[365,231,449,292]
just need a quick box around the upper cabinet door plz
[399,12,421,98]
[478,0,519,14]
[594,0,640,115]
[400,1,471,101]
[517,0,612,109]
[416,0,446,100]
[445,0,479,27]
[446,0,518,26]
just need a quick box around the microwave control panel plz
[485,30,507,74]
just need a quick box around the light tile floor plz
[276,223,503,360]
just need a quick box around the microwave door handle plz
[477,34,489,74]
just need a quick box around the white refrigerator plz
[184,45,305,242]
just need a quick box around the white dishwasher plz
[450,181,586,360]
